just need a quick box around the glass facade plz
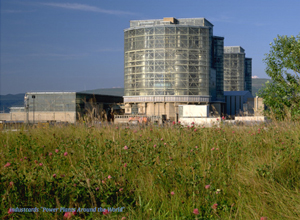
[26,92,76,112]
[245,58,252,94]
[224,47,245,91]
[213,36,224,101]
[124,25,212,97]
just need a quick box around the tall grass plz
[1,121,300,219]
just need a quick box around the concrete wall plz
[179,117,221,127]
[0,112,76,123]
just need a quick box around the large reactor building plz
[123,17,226,121]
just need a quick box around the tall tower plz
[124,17,224,120]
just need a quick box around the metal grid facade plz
[224,46,245,91]
[124,18,216,100]
[245,58,252,93]
[213,36,224,101]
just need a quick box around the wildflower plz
[178,121,181,124]
[133,130,137,133]
[116,127,119,129]
[202,126,205,128]
[164,143,167,145]
[172,121,175,125]
[49,152,53,156]
[211,147,215,151]
[64,212,73,219]
[8,208,14,214]
[39,163,43,166]
[205,185,210,189]
[121,217,126,220]
[216,118,219,121]
[64,152,68,156]
[153,144,157,148]
[212,203,218,209]
[108,175,112,179]
[61,174,65,177]
[171,191,175,195]
[193,208,199,215]
[34,160,38,164]
[10,181,14,186]
[195,146,198,148]
[4,162,11,167]
[190,149,193,152]
[119,188,123,192]
[161,138,163,141]
[124,146,128,150]
[222,116,225,120]
[140,135,142,137]
[96,187,99,191]
[52,174,56,178]
[149,139,152,141]
[24,157,27,159]
[55,149,59,153]
[102,180,105,184]
[103,209,110,215]
[20,159,23,161]
[232,131,235,134]
[216,148,219,150]
[74,183,77,187]
[150,129,153,131]
[169,157,172,160]
[124,163,127,168]
[260,217,267,220]
[192,122,194,124]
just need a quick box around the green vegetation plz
[258,34,300,120]
[1,122,300,219]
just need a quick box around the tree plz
[258,34,300,120]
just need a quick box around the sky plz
[1,0,300,95]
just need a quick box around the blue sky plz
[1,0,300,95]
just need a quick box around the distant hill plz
[252,78,272,96]
[0,79,272,113]
[0,93,25,113]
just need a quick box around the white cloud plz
[40,3,137,16]
[252,75,259,78]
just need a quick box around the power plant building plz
[124,17,225,121]
[223,46,252,93]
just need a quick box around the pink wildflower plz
[102,180,105,184]
[193,208,199,215]
[178,121,181,124]
[212,203,218,209]
[222,116,225,120]
[96,187,99,191]
[171,191,175,195]
[205,185,210,189]
[161,138,163,141]
[74,183,77,187]
[55,149,59,153]
[49,152,53,156]
[211,147,215,151]
[10,181,14,186]
[194,129,197,132]
[149,139,152,141]
[195,146,198,148]
[232,131,235,134]
[153,144,157,148]
[103,209,110,215]
[124,163,127,168]
[164,143,167,145]
[64,152,68,156]
[61,174,65,177]
[64,212,72,219]
[172,121,175,125]
[39,163,43,166]
[20,159,23,161]
[116,127,119,129]
[24,157,27,159]
[260,217,268,220]
[119,188,123,192]
[192,122,194,124]
[4,162,11,167]
[216,118,219,121]
[53,174,56,178]
[108,175,112,179]
[140,134,142,137]
[124,146,128,150]
[190,149,193,152]
[121,217,126,220]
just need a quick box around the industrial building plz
[0,92,123,123]
[223,46,252,93]
[124,17,226,121]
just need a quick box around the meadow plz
[1,121,300,219]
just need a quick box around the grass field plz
[1,121,300,219]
